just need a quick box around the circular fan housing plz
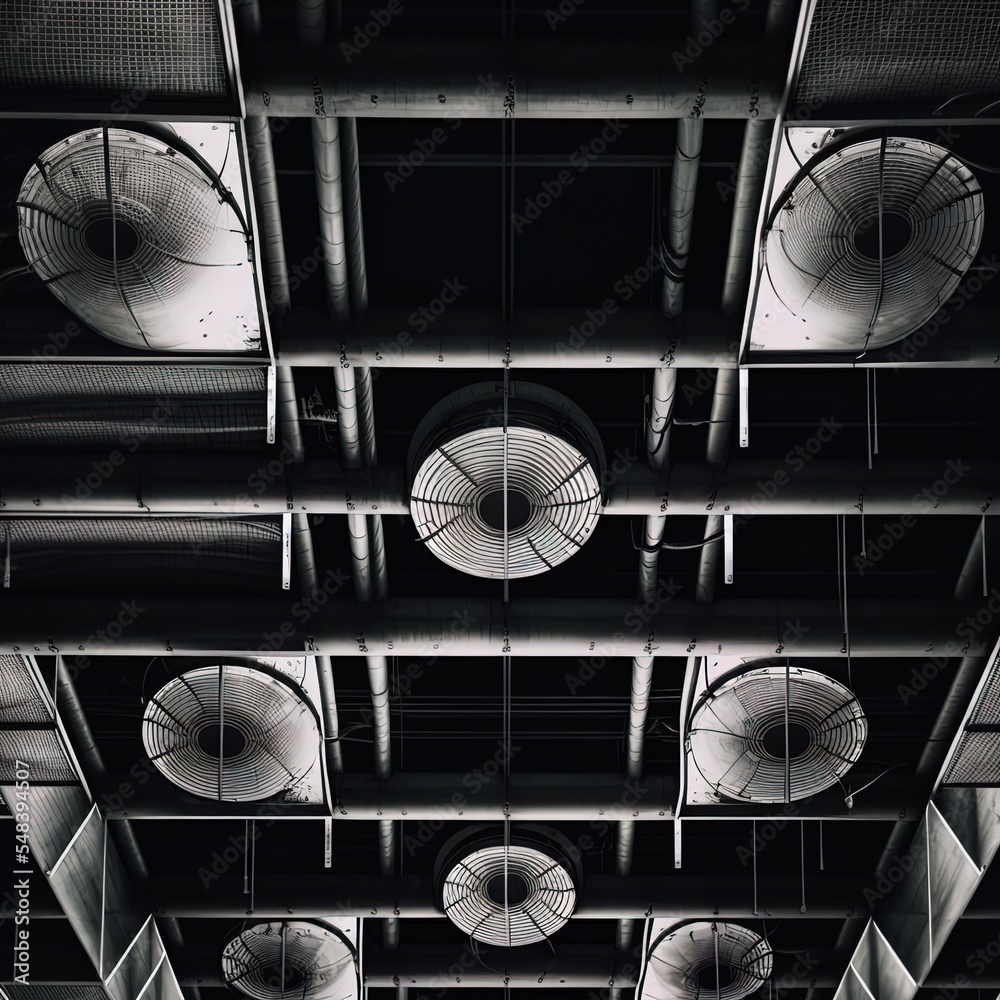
[222,920,356,1000]
[142,664,320,802]
[764,136,984,351]
[436,826,580,947]
[642,922,772,1000]
[19,127,251,352]
[688,664,867,803]
[408,382,606,578]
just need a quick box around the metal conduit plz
[313,117,351,324]
[340,117,369,323]
[293,513,344,776]
[55,660,201,1000]
[295,0,326,43]
[231,0,262,36]
[617,8,715,957]
[324,137,398,945]
[661,118,703,319]
[698,114,774,601]
[645,367,676,467]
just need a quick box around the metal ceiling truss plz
[0,654,188,999]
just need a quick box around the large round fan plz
[688,664,867,803]
[436,826,580,947]
[142,664,320,801]
[763,135,984,352]
[18,127,253,352]
[222,920,357,1000]
[640,922,772,1000]
[408,382,605,578]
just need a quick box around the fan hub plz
[479,489,532,531]
[853,211,911,260]
[760,722,811,760]
[197,722,247,760]
[485,871,531,906]
[83,216,140,262]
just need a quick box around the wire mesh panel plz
[0,0,230,101]
[795,0,1000,110]
[0,364,267,449]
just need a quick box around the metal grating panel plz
[1,517,280,561]
[942,731,1000,785]
[0,654,52,724]
[0,364,267,450]
[0,727,76,783]
[3,989,108,999]
[969,654,1000,725]
[795,0,1000,109]
[0,1,228,100]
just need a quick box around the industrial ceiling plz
[2,1,1000,999]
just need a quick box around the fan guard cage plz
[408,382,606,578]
[142,664,320,802]
[688,664,867,803]
[641,922,772,1000]
[221,920,357,1000]
[18,127,253,352]
[762,136,984,352]
[437,827,579,947]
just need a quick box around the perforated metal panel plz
[0,364,267,450]
[0,728,75,783]
[0,654,51,723]
[1,517,282,585]
[795,0,1000,110]
[0,1,230,101]
[3,988,109,1000]
[942,731,1000,785]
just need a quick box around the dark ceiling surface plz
[2,1,1000,999]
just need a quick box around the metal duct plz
[18,127,256,352]
[408,382,605,578]
[436,827,580,948]
[639,921,772,999]
[763,136,984,353]
[221,920,357,1000]
[688,664,867,803]
[141,663,321,801]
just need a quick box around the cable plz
[661,531,725,551]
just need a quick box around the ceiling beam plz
[98,771,918,821]
[5,304,1000,369]
[2,597,996,657]
[239,36,779,119]
[153,873,873,920]
[4,459,999,517]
